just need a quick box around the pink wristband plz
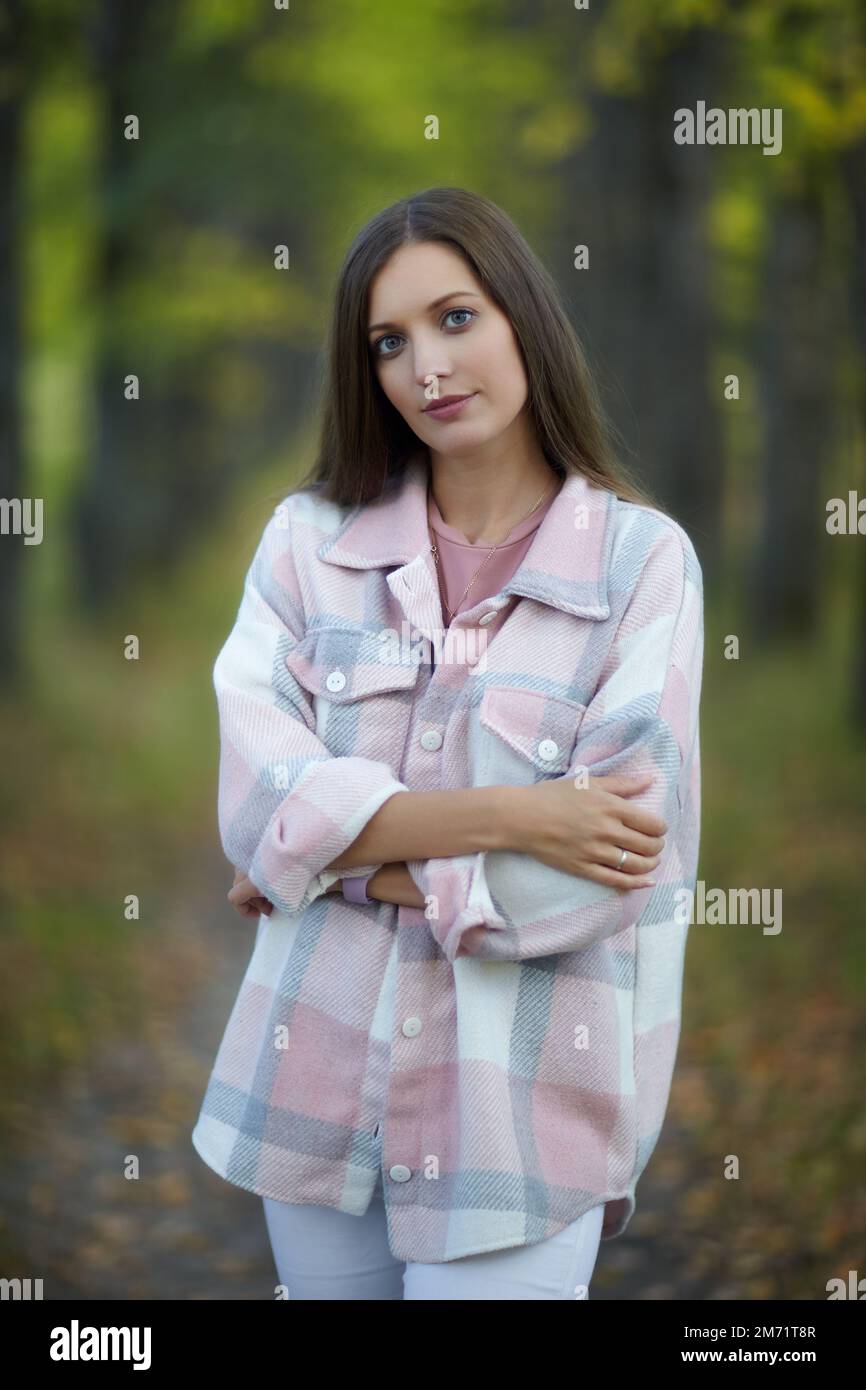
[341,874,373,905]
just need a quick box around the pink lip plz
[423,392,477,420]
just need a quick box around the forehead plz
[367,242,482,316]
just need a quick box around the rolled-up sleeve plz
[406,526,704,962]
[214,503,410,916]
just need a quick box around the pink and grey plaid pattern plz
[191,451,704,1264]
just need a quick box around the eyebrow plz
[367,290,481,336]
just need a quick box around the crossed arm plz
[229,773,664,915]
[218,503,701,962]
[229,859,422,915]
[229,784,517,915]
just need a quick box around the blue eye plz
[443,308,474,329]
[374,334,402,357]
[372,307,477,359]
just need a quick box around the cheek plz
[483,338,528,408]
[479,321,524,376]
[373,362,405,409]
[376,355,410,389]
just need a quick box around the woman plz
[191,187,704,1300]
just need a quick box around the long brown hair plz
[295,187,660,512]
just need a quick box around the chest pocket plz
[478,684,587,782]
[283,626,422,765]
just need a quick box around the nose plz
[421,372,445,403]
[416,363,451,392]
[413,338,452,390]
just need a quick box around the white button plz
[466,652,478,666]
[478,612,496,626]
[420,729,442,751]
[389,1164,412,1182]
[402,1016,422,1037]
[325,669,346,692]
[537,738,559,761]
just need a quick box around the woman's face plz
[366,241,530,459]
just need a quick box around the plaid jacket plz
[191,450,704,1264]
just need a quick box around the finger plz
[593,844,660,876]
[616,801,668,838]
[604,826,667,859]
[229,890,256,910]
[593,781,667,838]
[591,773,655,795]
[581,864,656,890]
[228,877,257,904]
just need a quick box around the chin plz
[431,420,497,448]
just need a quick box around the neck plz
[426,447,557,546]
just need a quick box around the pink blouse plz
[340,474,563,902]
[427,476,563,634]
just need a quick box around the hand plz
[228,866,273,919]
[509,773,667,889]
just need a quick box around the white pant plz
[262,1169,604,1300]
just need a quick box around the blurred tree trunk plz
[0,0,24,684]
[840,138,866,728]
[75,0,225,606]
[72,0,305,605]
[73,0,162,608]
[561,20,725,581]
[753,174,839,641]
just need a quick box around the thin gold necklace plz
[429,478,554,622]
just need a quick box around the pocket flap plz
[284,627,421,702]
[479,684,586,774]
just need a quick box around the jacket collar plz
[317,448,617,621]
